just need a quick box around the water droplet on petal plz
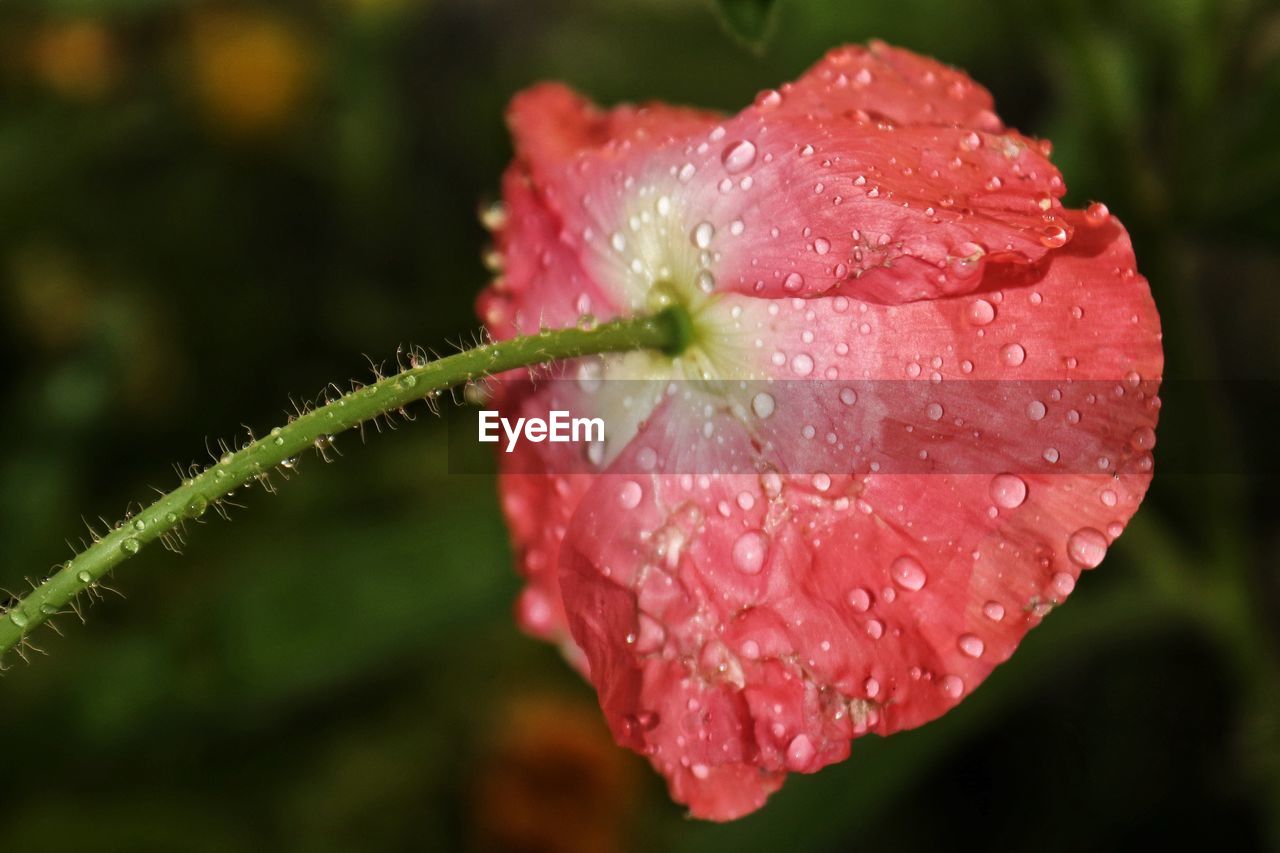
[786,734,816,770]
[691,221,715,249]
[1084,201,1111,226]
[1000,343,1026,367]
[783,271,805,292]
[982,600,1005,621]
[1039,224,1069,248]
[755,88,783,109]
[1067,527,1108,569]
[957,634,985,658]
[752,392,776,419]
[891,555,927,591]
[732,530,769,574]
[721,139,757,174]
[940,675,965,699]
[847,587,871,612]
[1130,426,1156,450]
[791,353,814,377]
[618,481,643,510]
[989,473,1027,509]
[967,298,996,326]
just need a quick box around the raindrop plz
[732,530,769,574]
[786,734,816,770]
[186,495,208,518]
[847,587,871,612]
[616,480,648,511]
[691,221,715,249]
[839,387,857,406]
[967,299,996,326]
[1084,202,1111,226]
[1130,426,1156,450]
[890,555,927,591]
[121,537,141,556]
[957,634,985,658]
[1026,400,1047,421]
[940,675,965,699]
[791,353,814,377]
[926,402,944,421]
[988,473,1027,509]
[7,608,28,628]
[1000,343,1026,367]
[982,600,1005,621]
[721,140,758,174]
[783,272,805,292]
[1067,527,1108,568]
[755,89,783,108]
[1039,224,1069,248]
[751,392,776,419]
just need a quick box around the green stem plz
[0,308,691,660]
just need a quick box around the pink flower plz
[479,42,1162,820]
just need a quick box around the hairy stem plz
[0,308,691,659]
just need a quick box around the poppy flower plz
[478,42,1162,820]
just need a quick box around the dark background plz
[1,0,1278,850]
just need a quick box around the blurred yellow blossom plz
[188,10,314,136]
[28,19,118,99]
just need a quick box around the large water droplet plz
[847,587,871,612]
[1000,343,1026,367]
[786,734,816,770]
[1039,223,1069,248]
[120,537,141,556]
[721,139,757,174]
[618,481,643,510]
[1067,527,1108,568]
[891,555,927,591]
[940,675,965,699]
[967,298,995,326]
[751,392,776,419]
[1084,201,1111,226]
[791,353,814,377]
[957,634,985,658]
[982,600,1005,621]
[732,530,769,574]
[989,473,1027,509]
[691,221,714,249]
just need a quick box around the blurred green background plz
[1,0,1278,850]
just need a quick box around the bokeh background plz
[2,0,1278,850]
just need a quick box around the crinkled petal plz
[554,212,1160,819]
